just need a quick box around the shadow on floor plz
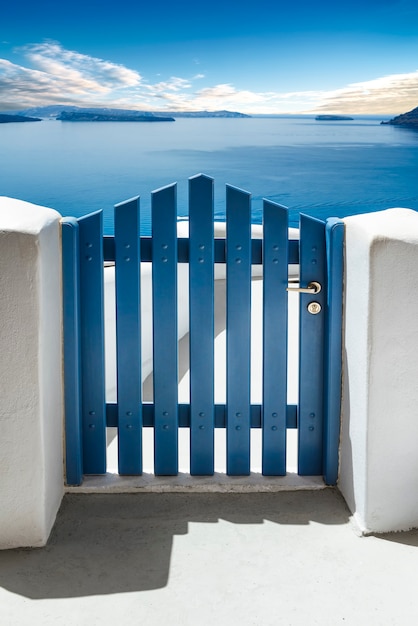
[374,529,418,547]
[0,489,349,600]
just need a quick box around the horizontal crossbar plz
[106,404,298,429]
[103,237,300,265]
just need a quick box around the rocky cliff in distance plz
[0,114,41,123]
[160,110,251,118]
[57,111,174,122]
[381,106,418,129]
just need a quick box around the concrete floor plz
[1,490,418,626]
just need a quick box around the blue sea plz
[1,116,418,234]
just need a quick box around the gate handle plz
[287,280,321,294]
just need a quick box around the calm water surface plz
[1,117,418,233]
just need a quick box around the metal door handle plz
[287,280,321,294]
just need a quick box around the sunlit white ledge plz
[65,472,325,494]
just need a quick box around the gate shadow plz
[0,489,349,599]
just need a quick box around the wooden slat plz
[106,403,298,429]
[61,218,83,485]
[323,219,345,485]
[298,214,327,475]
[262,201,289,475]
[78,211,107,474]
[226,185,251,475]
[102,236,300,265]
[189,174,215,475]
[152,184,179,475]
[114,197,142,474]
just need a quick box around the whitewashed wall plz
[340,208,418,533]
[0,198,64,548]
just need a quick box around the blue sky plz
[1,0,418,114]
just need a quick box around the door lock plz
[307,302,322,315]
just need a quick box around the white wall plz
[0,198,64,549]
[340,208,418,533]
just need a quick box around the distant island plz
[57,111,175,122]
[4,105,251,120]
[315,115,354,121]
[381,106,418,129]
[159,110,250,118]
[0,113,41,124]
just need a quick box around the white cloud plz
[310,71,418,115]
[0,42,143,109]
[148,77,192,93]
[182,84,326,114]
[24,42,142,87]
[1,41,418,115]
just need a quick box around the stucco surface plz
[341,208,418,532]
[0,198,64,548]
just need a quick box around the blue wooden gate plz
[62,174,344,486]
